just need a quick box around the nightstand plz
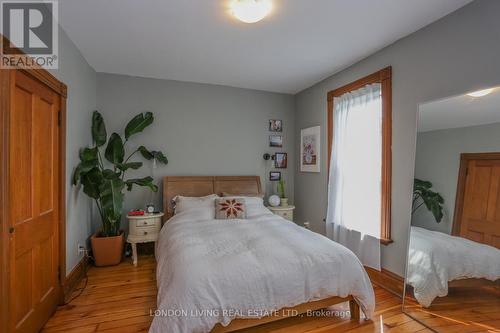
[127,212,164,266]
[268,205,295,221]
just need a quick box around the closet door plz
[458,158,500,248]
[8,70,61,332]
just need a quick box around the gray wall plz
[96,73,295,232]
[294,0,500,276]
[412,122,500,234]
[49,29,97,274]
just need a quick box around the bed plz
[149,176,375,333]
[407,226,500,307]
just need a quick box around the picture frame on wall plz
[269,135,283,148]
[300,126,320,172]
[269,119,282,132]
[269,171,281,181]
[274,152,287,168]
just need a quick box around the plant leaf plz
[92,111,107,147]
[152,151,168,164]
[72,160,98,185]
[81,167,104,199]
[414,178,432,191]
[79,147,98,162]
[138,146,168,164]
[138,146,154,160]
[116,162,143,171]
[125,112,154,140]
[100,178,125,224]
[104,133,124,164]
[413,178,444,223]
[125,176,158,192]
[102,169,120,179]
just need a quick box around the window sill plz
[380,238,393,245]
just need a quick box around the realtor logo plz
[1,0,58,69]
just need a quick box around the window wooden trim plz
[327,67,392,245]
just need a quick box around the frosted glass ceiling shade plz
[230,0,273,23]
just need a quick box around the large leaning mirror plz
[402,86,500,332]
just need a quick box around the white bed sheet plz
[150,206,375,333]
[408,226,500,307]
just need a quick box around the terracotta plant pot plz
[280,198,289,207]
[91,231,124,267]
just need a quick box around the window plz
[327,67,392,244]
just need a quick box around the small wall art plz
[300,125,320,172]
[269,119,282,132]
[269,135,283,148]
[269,171,281,181]
[274,152,287,168]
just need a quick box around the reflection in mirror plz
[403,86,500,332]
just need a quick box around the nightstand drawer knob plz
[144,231,148,235]
[283,213,288,216]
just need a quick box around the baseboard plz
[62,256,87,303]
[365,266,404,298]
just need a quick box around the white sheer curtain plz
[326,83,382,270]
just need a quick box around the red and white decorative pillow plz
[215,198,246,219]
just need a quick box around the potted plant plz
[277,179,288,207]
[73,111,168,266]
[412,178,444,223]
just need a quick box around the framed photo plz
[269,171,281,181]
[300,126,320,172]
[269,135,283,148]
[274,152,287,168]
[269,119,282,132]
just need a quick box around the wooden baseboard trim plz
[365,267,404,298]
[62,256,87,303]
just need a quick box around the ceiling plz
[59,0,472,94]
[419,87,500,132]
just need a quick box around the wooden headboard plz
[162,176,262,220]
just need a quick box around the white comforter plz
[150,207,375,333]
[408,226,500,307]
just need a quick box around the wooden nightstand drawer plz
[132,225,158,236]
[268,205,295,222]
[134,218,157,227]
[129,220,160,236]
[278,210,293,220]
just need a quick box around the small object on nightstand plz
[268,195,281,207]
[128,209,145,216]
[146,203,155,214]
[268,205,295,222]
[127,212,164,266]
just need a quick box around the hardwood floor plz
[404,282,500,333]
[42,255,478,333]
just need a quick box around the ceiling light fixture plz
[230,0,272,24]
[466,88,494,98]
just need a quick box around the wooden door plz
[454,154,500,248]
[8,69,61,332]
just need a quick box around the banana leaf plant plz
[412,178,444,223]
[73,111,168,237]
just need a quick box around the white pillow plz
[173,194,219,214]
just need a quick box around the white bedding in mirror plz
[408,226,500,307]
[150,206,375,333]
